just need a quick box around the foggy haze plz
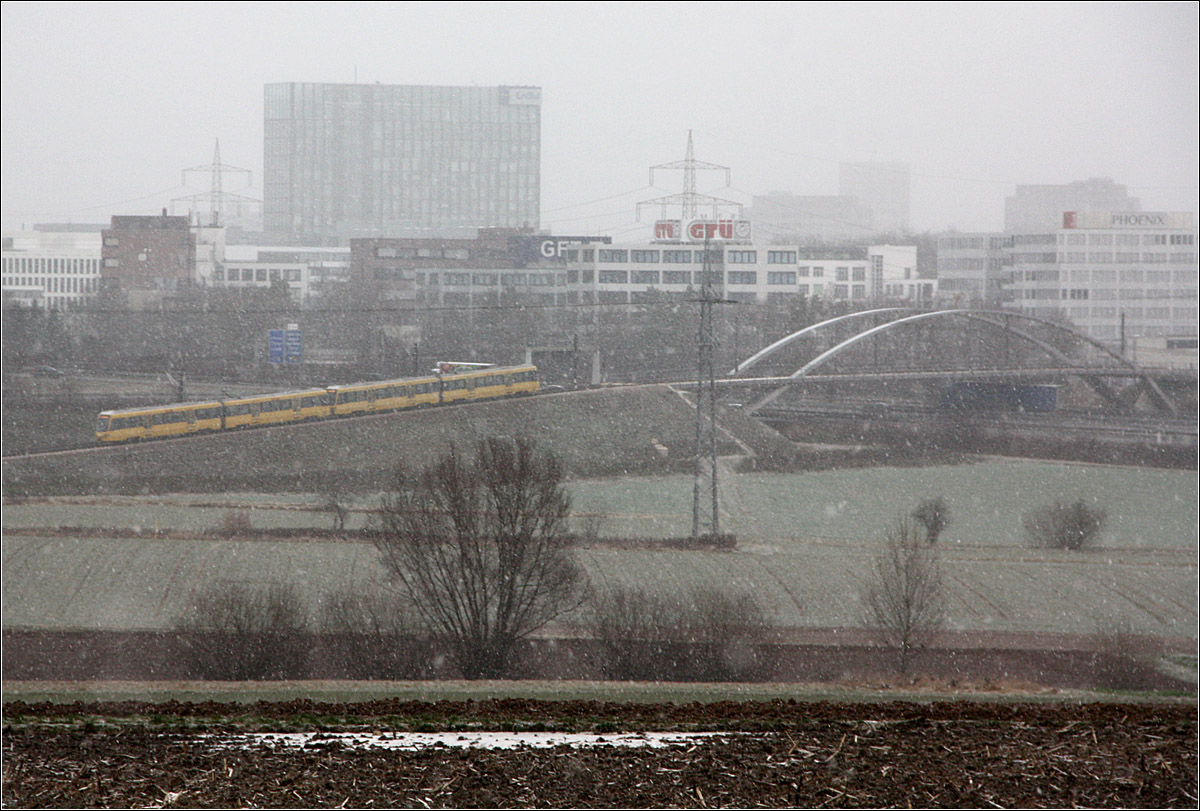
[1,2,1197,235]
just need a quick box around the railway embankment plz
[1,385,798,497]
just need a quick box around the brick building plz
[100,212,196,308]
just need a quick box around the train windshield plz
[95,416,110,433]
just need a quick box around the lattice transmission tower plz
[635,133,743,539]
[172,139,259,227]
[637,131,742,222]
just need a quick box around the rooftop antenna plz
[172,139,258,227]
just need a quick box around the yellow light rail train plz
[95,364,540,444]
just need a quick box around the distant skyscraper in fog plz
[264,83,541,244]
[839,161,910,233]
[1004,178,1140,232]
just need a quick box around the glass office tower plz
[265,83,541,243]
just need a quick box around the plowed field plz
[3,698,1195,808]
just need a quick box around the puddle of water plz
[208,731,723,751]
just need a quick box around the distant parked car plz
[31,366,64,378]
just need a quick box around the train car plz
[441,363,540,405]
[221,388,333,430]
[96,399,224,443]
[329,374,441,417]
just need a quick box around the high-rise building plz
[264,83,541,244]
[838,162,910,233]
[1004,178,1139,233]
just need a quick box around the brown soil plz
[4,698,1196,808]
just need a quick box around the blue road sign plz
[284,329,302,364]
[268,330,285,364]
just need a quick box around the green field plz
[6,460,1196,550]
[4,460,1196,641]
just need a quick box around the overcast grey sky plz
[2,2,1196,237]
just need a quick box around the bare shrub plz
[575,513,605,545]
[216,510,254,537]
[318,589,435,679]
[911,497,949,544]
[680,587,767,681]
[1023,499,1106,550]
[376,437,586,679]
[587,587,675,680]
[1091,616,1154,690]
[175,583,309,680]
[320,484,354,531]
[862,516,947,675]
[587,585,767,681]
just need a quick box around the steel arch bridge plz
[722,308,1190,416]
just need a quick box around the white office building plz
[563,241,932,305]
[1007,211,1197,342]
[936,233,1010,306]
[2,229,102,309]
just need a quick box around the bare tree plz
[174,583,309,680]
[862,517,946,675]
[375,437,586,679]
[911,496,949,544]
[1023,499,1106,550]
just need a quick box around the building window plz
[598,270,628,284]
[630,250,659,263]
[598,249,628,263]
[852,268,865,282]
[663,271,690,285]
[835,268,849,282]
[662,250,692,264]
[444,272,469,285]
[767,271,796,285]
[767,250,797,264]
[727,271,757,285]
[631,270,659,284]
[472,273,497,286]
[852,284,866,299]
[727,251,757,264]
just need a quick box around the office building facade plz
[264,83,541,244]
[2,228,102,309]
[1006,211,1197,342]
